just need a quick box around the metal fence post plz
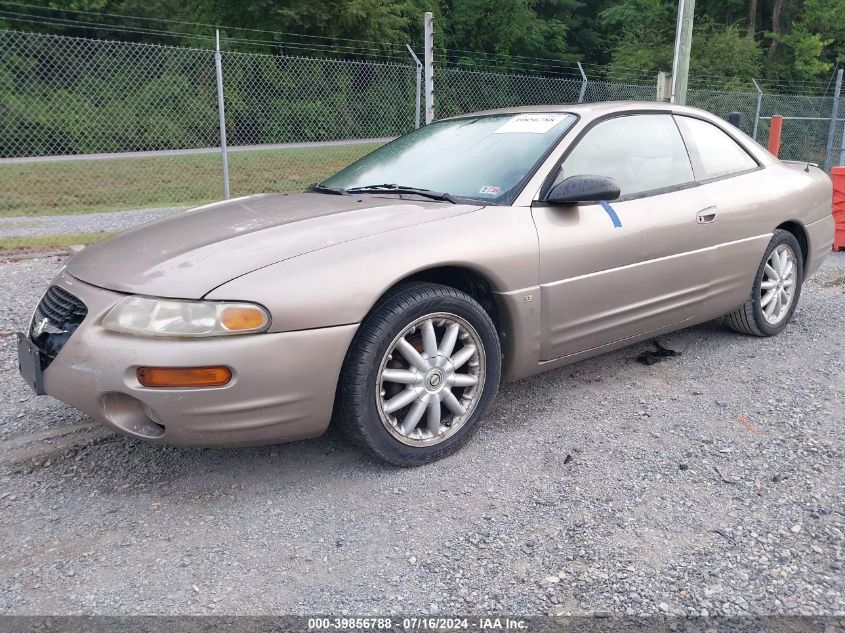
[840,116,845,167]
[752,78,763,141]
[406,44,422,129]
[424,12,434,124]
[577,62,587,103]
[825,69,843,172]
[214,29,231,199]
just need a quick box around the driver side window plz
[556,114,695,198]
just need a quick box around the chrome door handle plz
[696,206,717,224]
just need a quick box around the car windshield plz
[319,113,577,203]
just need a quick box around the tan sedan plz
[18,102,834,465]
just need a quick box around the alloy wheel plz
[376,312,485,446]
[760,244,798,324]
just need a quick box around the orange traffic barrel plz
[833,166,845,251]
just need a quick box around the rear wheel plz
[725,229,803,337]
[337,283,501,466]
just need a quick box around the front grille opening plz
[30,285,88,369]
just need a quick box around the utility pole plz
[423,12,434,124]
[670,0,696,105]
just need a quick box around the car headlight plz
[102,296,271,337]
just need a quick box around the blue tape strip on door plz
[600,200,622,228]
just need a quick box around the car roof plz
[444,101,715,121]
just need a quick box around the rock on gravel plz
[0,252,843,616]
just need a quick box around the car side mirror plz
[545,175,621,204]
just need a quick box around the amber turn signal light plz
[136,366,232,388]
[220,306,268,331]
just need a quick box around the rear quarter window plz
[675,115,758,181]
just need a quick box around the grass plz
[0,231,116,252]
[0,142,382,217]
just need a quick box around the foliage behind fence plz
[1,30,219,157]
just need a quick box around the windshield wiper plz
[345,184,457,203]
[309,183,349,196]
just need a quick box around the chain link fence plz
[0,28,841,253]
[754,95,837,165]
[436,68,583,117]
[0,29,222,238]
[435,68,657,117]
[0,28,414,250]
[222,50,416,197]
[686,88,760,137]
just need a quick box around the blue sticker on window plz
[600,200,622,228]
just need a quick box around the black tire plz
[337,282,501,466]
[725,229,804,337]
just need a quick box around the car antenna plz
[807,63,841,172]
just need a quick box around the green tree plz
[767,0,844,81]
[437,0,568,65]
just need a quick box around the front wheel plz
[337,283,501,466]
[725,229,803,337]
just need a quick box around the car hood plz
[67,193,482,299]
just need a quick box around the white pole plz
[406,44,422,129]
[423,12,434,124]
[214,29,230,199]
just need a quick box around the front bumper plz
[31,270,358,446]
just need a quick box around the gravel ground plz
[0,253,843,617]
[0,208,182,238]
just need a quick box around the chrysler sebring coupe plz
[18,102,834,465]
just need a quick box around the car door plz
[531,113,722,361]
[672,115,772,318]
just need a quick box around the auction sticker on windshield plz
[494,114,568,134]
